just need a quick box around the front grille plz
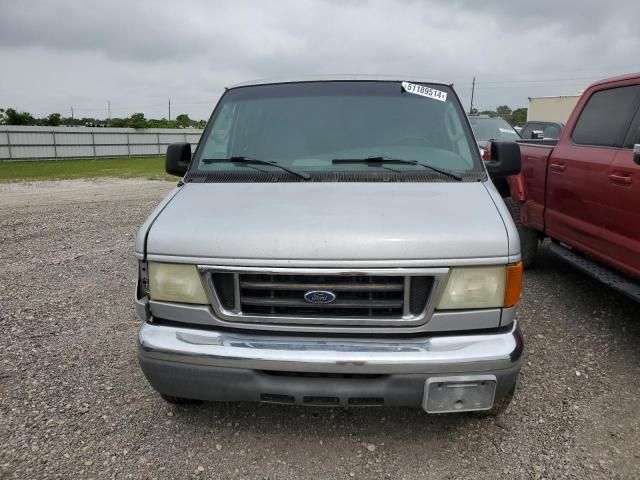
[240,273,406,317]
[409,276,433,315]
[205,271,436,321]
[211,273,235,310]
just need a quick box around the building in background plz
[527,95,580,122]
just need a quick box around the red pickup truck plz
[492,73,640,301]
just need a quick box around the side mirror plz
[485,141,521,178]
[634,144,640,166]
[165,142,191,176]
[531,130,544,140]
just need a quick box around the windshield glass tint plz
[195,82,479,173]
[469,117,520,142]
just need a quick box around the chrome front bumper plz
[138,320,522,409]
[139,321,522,374]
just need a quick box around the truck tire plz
[504,198,538,268]
[160,394,202,405]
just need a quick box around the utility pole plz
[70,106,74,120]
[168,98,171,121]
[469,76,476,114]
[107,100,111,125]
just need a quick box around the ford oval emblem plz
[304,290,337,304]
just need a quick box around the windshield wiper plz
[332,156,463,181]
[202,156,311,180]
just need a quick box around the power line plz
[12,72,625,119]
[455,75,607,87]
[466,83,587,91]
[170,100,217,105]
[53,79,595,114]
[457,67,628,81]
[482,76,597,84]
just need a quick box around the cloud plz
[0,0,638,119]
[0,1,205,62]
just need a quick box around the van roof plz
[226,75,449,89]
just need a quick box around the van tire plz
[504,198,538,268]
[160,394,202,405]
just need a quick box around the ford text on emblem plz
[304,290,337,304]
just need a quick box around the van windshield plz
[193,81,482,178]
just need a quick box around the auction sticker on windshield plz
[401,82,447,102]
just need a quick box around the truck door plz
[606,104,640,278]
[545,85,640,261]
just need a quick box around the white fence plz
[0,126,204,161]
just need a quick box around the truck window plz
[469,117,520,142]
[542,124,561,139]
[572,85,640,148]
[623,106,640,148]
[521,123,540,139]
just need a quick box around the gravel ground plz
[1,179,639,480]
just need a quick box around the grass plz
[0,156,175,182]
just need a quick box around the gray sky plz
[1,0,638,120]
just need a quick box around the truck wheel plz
[504,198,538,268]
[160,394,202,405]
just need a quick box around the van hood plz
[144,181,511,263]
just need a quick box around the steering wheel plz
[390,135,435,147]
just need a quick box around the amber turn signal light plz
[504,262,523,308]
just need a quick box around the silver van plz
[135,76,523,414]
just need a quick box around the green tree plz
[0,108,206,129]
[2,108,35,125]
[147,118,177,128]
[129,112,147,129]
[109,118,128,128]
[46,113,62,126]
[175,113,191,127]
[479,110,497,117]
[496,105,512,119]
[509,108,528,126]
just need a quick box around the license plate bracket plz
[423,375,497,413]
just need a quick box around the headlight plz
[148,262,209,304]
[437,266,506,310]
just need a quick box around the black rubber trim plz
[138,356,521,408]
[184,171,485,184]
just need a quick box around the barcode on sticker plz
[401,82,447,102]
